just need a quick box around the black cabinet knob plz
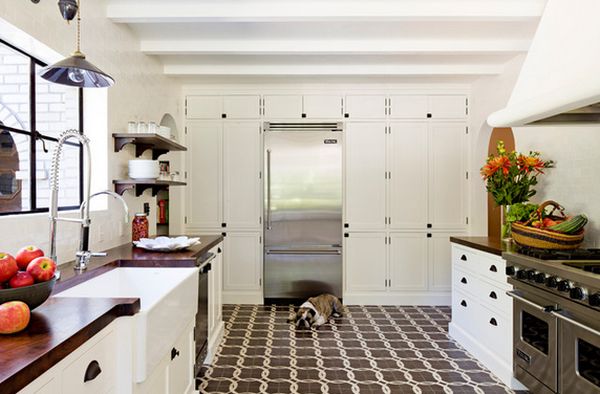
[489,318,498,326]
[171,347,180,360]
[426,113,432,118]
[84,360,102,382]
[221,113,227,118]
[460,277,467,284]
[460,255,467,261]
[489,265,497,273]
[489,291,497,299]
[460,300,467,307]
[344,113,349,118]
[301,113,307,118]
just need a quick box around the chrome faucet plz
[49,130,129,271]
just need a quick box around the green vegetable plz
[548,214,588,234]
[507,203,539,224]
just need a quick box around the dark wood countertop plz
[449,236,512,256]
[0,234,223,394]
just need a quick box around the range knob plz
[535,272,548,284]
[526,270,538,281]
[570,287,587,301]
[516,270,528,280]
[546,276,559,288]
[589,293,600,307]
[505,266,516,276]
[558,280,572,292]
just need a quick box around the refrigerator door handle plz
[266,148,272,230]
[266,249,342,256]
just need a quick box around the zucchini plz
[548,214,588,234]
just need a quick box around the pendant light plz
[39,0,114,88]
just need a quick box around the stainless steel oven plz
[194,251,215,378]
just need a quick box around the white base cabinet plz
[448,243,526,390]
[207,243,225,363]
[222,232,263,304]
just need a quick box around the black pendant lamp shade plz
[39,0,114,88]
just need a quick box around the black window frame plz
[0,38,84,216]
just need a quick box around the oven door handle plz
[550,310,600,337]
[506,290,556,313]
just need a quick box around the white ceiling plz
[106,0,546,82]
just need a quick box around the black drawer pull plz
[460,300,467,307]
[84,360,102,382]
[460,255,467,261]
[460,277,467,284]
[489,318,498,326]
[171,347,180,360]
[489,265,498,272]
[489,291,497,299]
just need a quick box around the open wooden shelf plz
[113,133,187,160]
[113,179,186,197]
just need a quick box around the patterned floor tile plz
[197,305,526,394]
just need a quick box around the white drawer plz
[478,256,507,285]
[452,245,479,272]
[452,267,477,296]
[62,329,117,394]
[452,289,482,336]
[478,304,512,362]
[475,278,512,316]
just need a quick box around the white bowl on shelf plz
[128,160,160,179]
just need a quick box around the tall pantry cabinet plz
[185,95,264,304]
[343,95,468,305]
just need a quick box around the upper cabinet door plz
[223,95,261,119]
[389,233,428,291]
[186,121,223,229]
[389,95,428,119]
[429,95,468,119]
[344,95,387,119]
[428,122,466,230]
[223,122,262,229]
[388,122,428,229]
[303,95,343,118]
[344,232,387,292]
[186,96,223,119]
[344,122,387,230]
[263,95,303,119]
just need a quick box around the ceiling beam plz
[163,63,504,76]
[141,39,531,56]
[107,0,546,23]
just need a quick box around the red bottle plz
[132,213,149,241]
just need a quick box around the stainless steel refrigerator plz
[264,122,343,300]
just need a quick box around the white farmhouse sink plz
[55,267,199,382]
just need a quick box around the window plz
[0,38,83,215]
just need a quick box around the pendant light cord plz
[76,0,81,53]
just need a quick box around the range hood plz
[488,0,600,126]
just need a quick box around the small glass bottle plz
[132,213,149,242]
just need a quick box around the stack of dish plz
[128,160,159,179]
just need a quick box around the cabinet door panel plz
[223,232,262,291]
[429,95,467,119]
[429,233,454,291]
[388,122,428,229]
[303,95,342,118]
[389,233,428,290]
[344,233,387,292]
[186,96,223,119]
[187,121,223,229]
[389,95,428,119]
[263,95,302,118]
[345,95,386,119]
[223,95,260,119]
[167,325,194,394]
[345,122,386,230]
[223,122,262,229]
[428,122,466,229]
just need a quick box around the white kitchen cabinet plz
[428,122,467,230]
[428,233,454,291]
[167,323,195,394]
[389,95,428,118]
[223,95,261,119]
[186,121,223,229]
[429,95,467,119]
[186,95,222,119]
[388,122,428,229]
[303,95,343,118]
[344,232,387,292]
[223,122,262,229]
[344,95,387,119]
[344,122,387,230]
[222,232,262,302]
[263,95,303,119]
[389,94,467,119]
[389,233,428,291]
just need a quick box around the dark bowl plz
[0,275,57,310]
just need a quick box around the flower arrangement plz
[481,141,554,206]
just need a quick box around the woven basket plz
[511,200,584,250]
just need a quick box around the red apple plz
[0,253,18,282]
[9,272,34,288]
[0,301,30,334]
[26,257,57,283]
[15,246,44,271]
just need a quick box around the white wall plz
[0,1,182,265]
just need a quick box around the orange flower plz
[481,155,511,179]
[480,163,496,178]
[518,155,546,173]
[493,156,511,175]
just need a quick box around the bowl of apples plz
[0,246,58,311]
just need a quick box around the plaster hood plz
[488,0,600,127]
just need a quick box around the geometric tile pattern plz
[198,304,524,394]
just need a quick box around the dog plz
[288,293,343,329]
